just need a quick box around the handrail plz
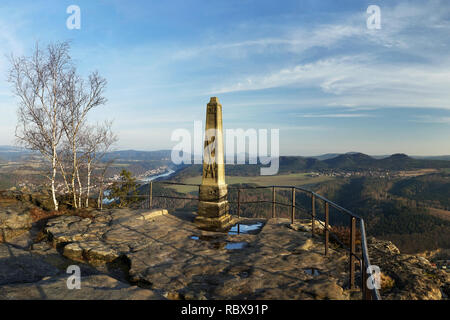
[360,219,382,300]
[121,180,381,300]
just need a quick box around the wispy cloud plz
[296,113,373,118]
[410,115,450,124]
[0,0,449,154]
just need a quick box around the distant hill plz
[172,152,450,179]
[274,153,449,172]
[320,153,450,170]
[314,176,450,253]
[103,150,172,161]
[389,173,450,208]
[1,146,449,171]
[313,153,344,161]
[0,146,35,161]
[323,152,376,168]
[313,152,450,161]
[412,155,450,161]
[313,152,361,161]
[0,146,175,163]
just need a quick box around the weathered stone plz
[0,274,164,300]
[199,184,228,202]
[136,208,168,221]
[197,201,230,218]
[0,243,59,285]
[63,242,84,261]
[289,219,327,234]
[32,208,448,300]
[368,237,449,300]
[0,208,32,242]
[304,279,349,300]
[40,210,353,299]
[297,238,314,251]
[62,241,120,264]
[194,213,234,232]
[195,97,233,231]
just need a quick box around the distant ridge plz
[0,146,449,168]
[323,152,375,168]
[103,150,172,161]
[312,152,450,161]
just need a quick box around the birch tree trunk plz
[57,156,71,195]
[51,144,59,211]
[76,167,82,208]
[98,175,104,210]
[86,160,91,208]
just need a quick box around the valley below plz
[1,149,449,300]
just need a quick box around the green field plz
[167,173,336,193]
[111,163,131,168]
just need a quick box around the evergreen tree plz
[110,169,138,207]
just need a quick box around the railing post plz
[325,202,329,256]
[237,189,241,218]
[350,216,356,289]
[311,194,316,236]
[198,185,201,211]
[363,261,372,300]
[272,187,276,219]
[291,187,295,224]
[361,256,367,299]
[149,182,153,209]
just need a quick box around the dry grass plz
[427,207,450,222]
[29,207,64,223]
[71,208,96,220]
[397,169,437,177]
[330,225,362,247]
[380,273,395,291]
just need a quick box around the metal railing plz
[122,180,382,300]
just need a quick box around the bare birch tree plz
[61,68,107,208]
[97,158,116,210]
[79,121,117,207]
[9,41,110,211]
[9,42,72,210]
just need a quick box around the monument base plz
[197,200,229,217]
[194,213,235,232]
[195,200,234,231]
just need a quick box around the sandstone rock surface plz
[0,243,59,285]
[0,274,164,300]
[0,194,33,242]
[1,203,447,300]
[43,210,351,300]
[368,237,449,300]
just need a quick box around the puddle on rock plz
[225,242,248,250]
[228,222,264,235]
[189,235,247,251]
[304,268,321,276]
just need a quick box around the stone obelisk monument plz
[195,97,234,231]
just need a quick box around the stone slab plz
[0,274,164,300]
[198,201,229,218]
[136,208,168,221]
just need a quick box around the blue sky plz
[0,0,450,156]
